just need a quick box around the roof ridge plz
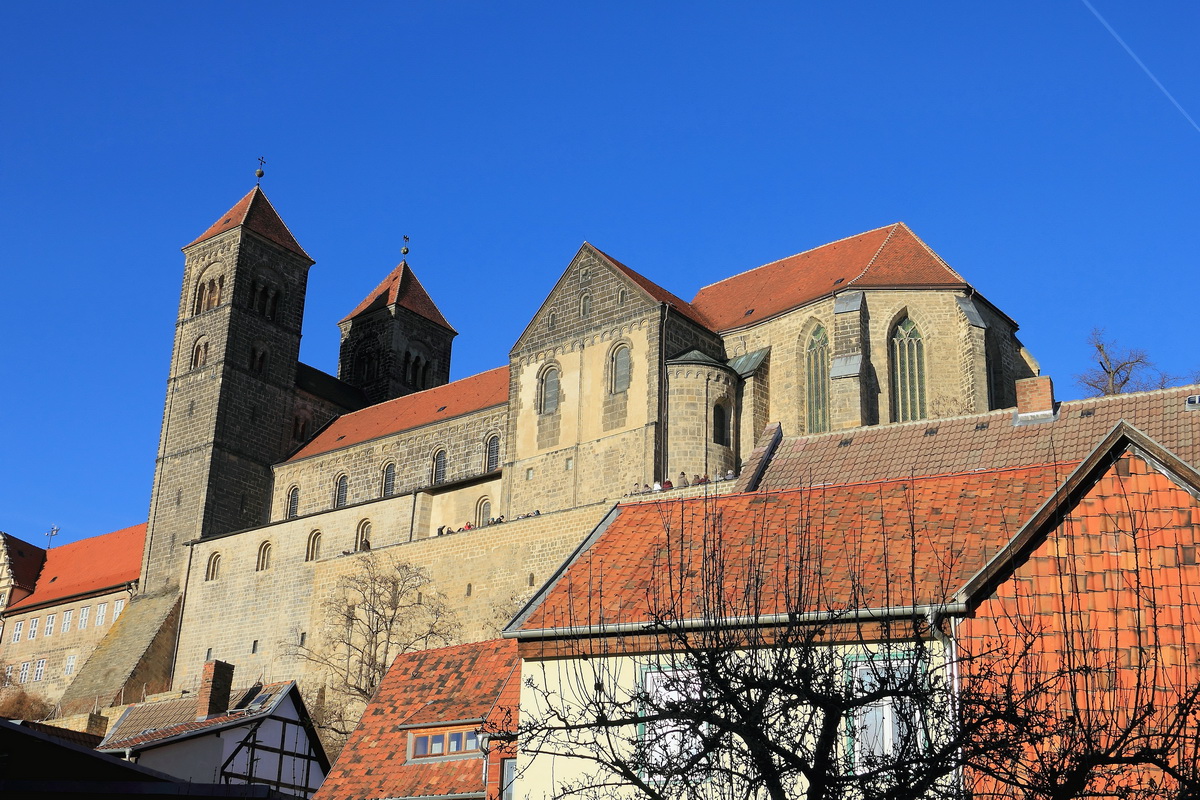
[692,223,899,296]
[844,222,899,287]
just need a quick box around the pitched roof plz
[340,261,456,332]
[318,639,520,800]
[512,463,1067,636]
[690,223,968,331]
[288,366,510,461]
[590,245,713,330]
[1,533,45,594]
[101,681,294,752]
[6,523,145,612]
[756,384,1200,491]
[185,186,312,261]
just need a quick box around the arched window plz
[713,403,730,446]
[293,416,309,441]
[305,531,322,562]
[432,450,447,485]
[485,435,501,472]
[355,520,372,552]
[539,367,561,415]
[334,475,349,508]
[250,345,269,376]
[611,345,632,394]
[191,338,209,370]
[381,463,396,497]
[547,311,557,331]
[617,288,627,306]
[476,497,491,527]
[806,326,831,434]
[194,275,223,315]
[205,552,221,582]
[579,294,592,318]
[286,486,300,519]
[256,541,272,572]
[891,318,927,422]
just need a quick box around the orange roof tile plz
[590,245,714,330]
[185,186,312,261]
[318,639,519,800]
[7,523,144,612]
[515,465,1066,635]
[690,223,968,331]
[340,260,456,332]
[289,366,510,461]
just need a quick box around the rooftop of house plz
[317,639,520,800]
[185,185,312,261]
[340,260,456,332]
[100,680,295,752]
[288,366,510,462]
[6,523,144,613]
[690,222,970,331]
[590,244,713,330]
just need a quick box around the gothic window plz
[579,293,592,318]
[305,531,322,562]
[256,541,273,572]
[205,552,222,582]
[382,463,396,497]
[485,435,501,472]
[476,497,491,527]
[713,402,730,446]
[356,520,372,552]
[611,345,632,394]
[334,475,349,508]
[191,338,209,370]
[432,450,447,485]
[286,486,300,519]
[539,366,561,415]
[890,318,927,422]
[806,326,831,434]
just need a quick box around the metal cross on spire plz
[255,156,267,184]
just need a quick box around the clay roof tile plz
[185,186,311,261]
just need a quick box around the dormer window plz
[411,727,480,759]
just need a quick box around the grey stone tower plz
[337,261,456,404]
[141,187,314,594]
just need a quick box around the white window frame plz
[114,599,125,620]
[849,653,924,771]
[33,659,45,682]
[96,603,108,627]
[19,662,30,683]
[45,613,56,637]
[78,606,90,629]
[61,609,73,633]
[10,621,23,643]
[27,617,38,640]
[64,654,76,675]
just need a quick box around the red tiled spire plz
[185,186,312,261]
[339,260,455,332]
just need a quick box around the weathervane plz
[45,524,59,549]
[255,156,266,184]
[401,234,410,259]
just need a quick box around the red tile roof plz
[1,533,45,594]
[289,367,510,461]
[185,186,312,261]
[7,523,145,612]
[515,464,1067,635]
[690,223,968,331]
[590,245,713,330]
[318,639,520,800]
[340,261,456,332]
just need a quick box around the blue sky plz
[1,2,1196,547]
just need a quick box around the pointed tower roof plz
[339,261,455,332]
[185,186,312,261]
[690,223,968,331]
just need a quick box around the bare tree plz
[509,471,1200,800]
[291,553,458,744]
[1076,328,1175,396]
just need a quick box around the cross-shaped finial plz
[255,156,267,183]
[401,234,410,258]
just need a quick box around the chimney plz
[1014,376,1057,425]
[196,660,234,720]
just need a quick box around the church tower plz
[141,187,314,594]
[337,260,456,404]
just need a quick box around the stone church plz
[0,186,1041,713]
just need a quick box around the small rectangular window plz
[10,621,23,643]
[96,603,108,627]
[525,468,534,481]
[19,662,30,683]
[33,659,45,682]
[565,457,574,471]
[61,610,73,634]
[4,664,12,683]
[64,654,76,676]
[27,618,38,640]
[502,758,517,800]
[45,614,56,637]
[252,639,259,654]
[414,735,430,757]
[114,599,125,620]
[78,607,90,629]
